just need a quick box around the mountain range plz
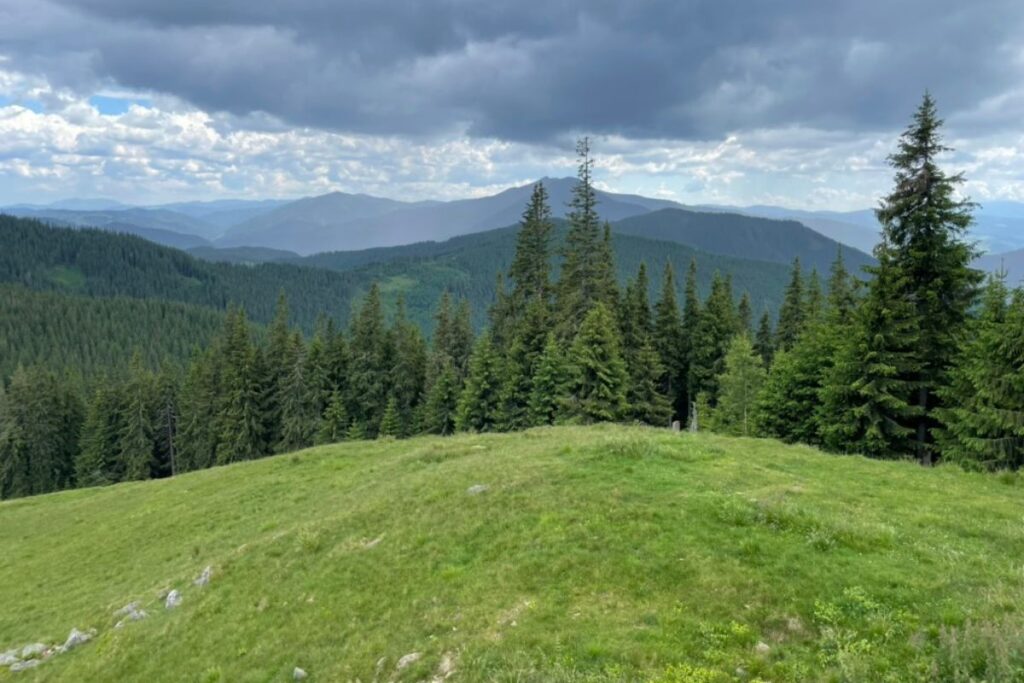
[4,182,1022,272]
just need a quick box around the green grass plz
[2,425,1023,681]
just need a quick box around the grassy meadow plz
[1,425,1023,681]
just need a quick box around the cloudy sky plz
[0,0,1022,208]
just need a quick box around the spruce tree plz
[737,292,753,336]
[215,310,268,464]
[803,269,824,325]
[819,255,921,457]
[317,390,349,445]
[565,303,629,423]
[935,275,1024,470]
[348,284,393,436]
[176,347,220,472]
[688,272,738,404]
[422,362,460,435]
[119,351,156,480]
[775,258,805,352]
[390,298,427,435]
[378,397,401,439]
[873,93,983,464]
[496,297,549,430]
[681,258,702,410]
[754,312,774,367]
[556,137,609,336]
[456,333,503,432]
[528,333,569,426]
[152,365,179,477]
[278,334,316,452]
[76,384,123,486]
[713,335,766,437]
[653,261,686,420]
[508,182,554,306]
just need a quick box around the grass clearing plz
[1,425,1023,681]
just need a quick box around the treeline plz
[1,96,1019,500]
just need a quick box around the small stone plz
[466,484,488,495]
[0,649,19,666]
[293,666,308,680]
[114,602,147,628]
[194,566,213,587]
[671,420,681,432]
[59,628,93,653]
[735,667,748,679]
[165,589,182,609]
[20,643,46,659]
[396,652,422,670]
[754,641,771,655]
[10,659,41,672]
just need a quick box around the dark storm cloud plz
[2,0,1022,141]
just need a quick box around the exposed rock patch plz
[466,484,489,495]
[165,589,182,609]
[194,566,213,587]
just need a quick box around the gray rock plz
[20,643,45,659]
[59,628,93,653]
[466,484,488,495]
[114,602,147,628]
[754,641,771,655]
[0,649,19,666]
[10,659,41,672]
[165,589,182,609]
[671,420,681,432]
[194,565,213,587]
[293,666,308,680]
[396,652,422,670]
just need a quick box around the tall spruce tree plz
[872,93,982,464]
[653,261,686,420]
[556,137,611,336]
[564,303,629,423]
[348,284,393,436]
[215,309,268,464]
[688,272,738,404]
[775,258,805,352]
[390,298,428,434]
[737,293,753,336]
[681,258,702,410]
[507,182,554,310]
[317,389,349,445]
[119,351,156,480]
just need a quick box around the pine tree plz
[528,333,569,426]
[713,335,766,436]
[681,258,702,410]
[935,275,1024,470]
[176,347,220,472]
[215,309,268,464]
[803,269,824,325]
[119,351,155,480]
[264,291,292,447]
[422,362,460,435]
[819,254,921,457]
[76,383,123,487]
[317,389,349,444]
[278,334,315,452]
[348,284,393,436]
[378,397,401,439]
[508,182,554,306]
[345,420,366,441]
[754,312,774,367]
[873,93,983,464]
[564,304,629,423]
[775,258,805,352]
[556,137,609,336]
[827,248,857,320]
[737,293,753,336]
[496,297,549,430]
[390,298,428,435]
[653,261,686,420]
[152,365,179,477]
[456,333,503,432]
[688,272,738,404]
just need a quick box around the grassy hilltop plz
[1,425,1023,681]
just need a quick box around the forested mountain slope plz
[613,208,875,276]
[0,285,231,381]
[295,219,793,330]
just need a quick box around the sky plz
[0,0,1022,209]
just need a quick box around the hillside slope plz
[1,426,1022,681]
[613,209,875,275]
